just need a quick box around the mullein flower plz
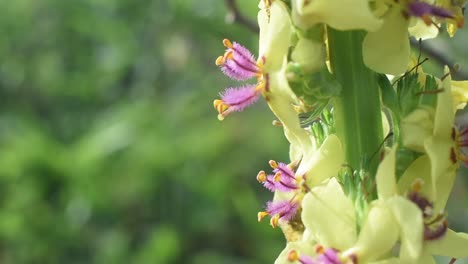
[214,0,315,160]
[214,39,264,121]
[395,155,468,263]
[295,134,344,187]
[292,0,462,74]
[257,160,302,228]
[363,1,462,74]
[215,39,261,81]
[364,1,446,74]
[277,174,406,264]
[214,84,263,120]
[401,68,467,207]
[343,146,424,263]
[257,134,344,229]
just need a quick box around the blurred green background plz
[0,0,467,263]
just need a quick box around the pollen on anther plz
[274,172,282,182]
[269,160,279,169]
[257,171,267,183]
[215,56,225,66]
[258,211,269,222]
[287,250,299,262]
[411,178,424,192]
[315,244,325,254]
[223,38,233,48]
[270,215,280,228]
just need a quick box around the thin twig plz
[224,0,468,80]
[224,0,259,33]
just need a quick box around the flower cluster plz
[211,0,468,263]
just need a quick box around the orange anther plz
[255,81,265,92]
[422,14,432,26]
[270,215,279,228]
[213,99,228,113]
[256,171,267,183]
[213,99,222,110]
[287,250,299,261]
[223,38,233,48]
[215,56,225,66]
[258,211,269,222]
[269,160,278,169]
[315,244,325,254]
[411,178,424,192]
[274,172,281,182]
[223,50,234,61]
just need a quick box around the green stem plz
[327,29,383,180]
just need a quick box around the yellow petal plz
[451,79,468,111]
[267,66,315,157]
[295,0,382,31]
[368,258,401,264]
[397,155,433,200]
[433,170,457,213]
[258,1,292,72]
[401,107,435,152]
[362,6,410,75]
[291,38,325,73]
[298,134,344,186]
[432,67,454,139]
[423,137,457,211]
[386,196,424,261]
[301,178,357,250]
[354,202,399,261]
[425,229,468,258]
[376,145,398,200]
[408,19,439,40]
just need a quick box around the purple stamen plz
[424,221,448,240]
[316,249,342,264]
[266,200,299,221]
[219,84,261,112]
[407,1,453,19]
[407,191,434,218]
[299,255,316,264]
[274,163,296,180]
[262,175,277,192]
[231,42,258,67]
[219,41,260,81]
[275,180,298,192]
[221,59,259,81]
